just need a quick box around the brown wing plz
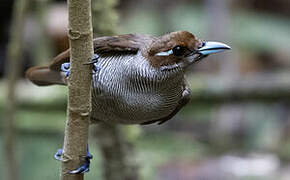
[26,34,155,86]
[49,34,154,71]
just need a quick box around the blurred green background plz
[1,0,290,179]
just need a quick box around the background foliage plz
[1,0,290,179]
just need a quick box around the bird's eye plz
[172,46,187,57]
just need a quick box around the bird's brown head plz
[143,31,231,71]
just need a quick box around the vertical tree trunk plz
[3,0,28,180]
[92,0,140,179]
[95,124,139,180]
[205,0,236,77]
[60,0,94,179]
[205,0,241,149]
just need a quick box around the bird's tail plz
[25,66,65,86]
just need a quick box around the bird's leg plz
[54,145,93,174]
[83,53,100,74]
[69,145,93,174]
[84,54,99,65]
[61,54,100,77]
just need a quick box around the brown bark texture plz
[3,0,28,180]
[60,0,94,179]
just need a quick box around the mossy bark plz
[60,0,94,179]
[3,0,28,180]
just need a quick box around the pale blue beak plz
[198,41,231,56]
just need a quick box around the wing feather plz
[49,34,155,71]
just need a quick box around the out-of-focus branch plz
[92,0,119,36]
[3,0,28,180]
[189,73,290,103]
[95,124,139,180]
[92,0,140,179]
[60,0,94,179]
[33,0,53,65]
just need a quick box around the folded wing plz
[26,34,154,86]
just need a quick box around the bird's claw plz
[92,64,100,73]
[85,54,100,74]
[83,53,100,74]
[61,63,71,77]
[61,54,100,77]
[53,146,93,174]
[83,54,99,65]
[54,148,63,161]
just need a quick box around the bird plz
[26,31,231,125]
[26,31,231,174]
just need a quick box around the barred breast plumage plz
[90,52,186,124]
